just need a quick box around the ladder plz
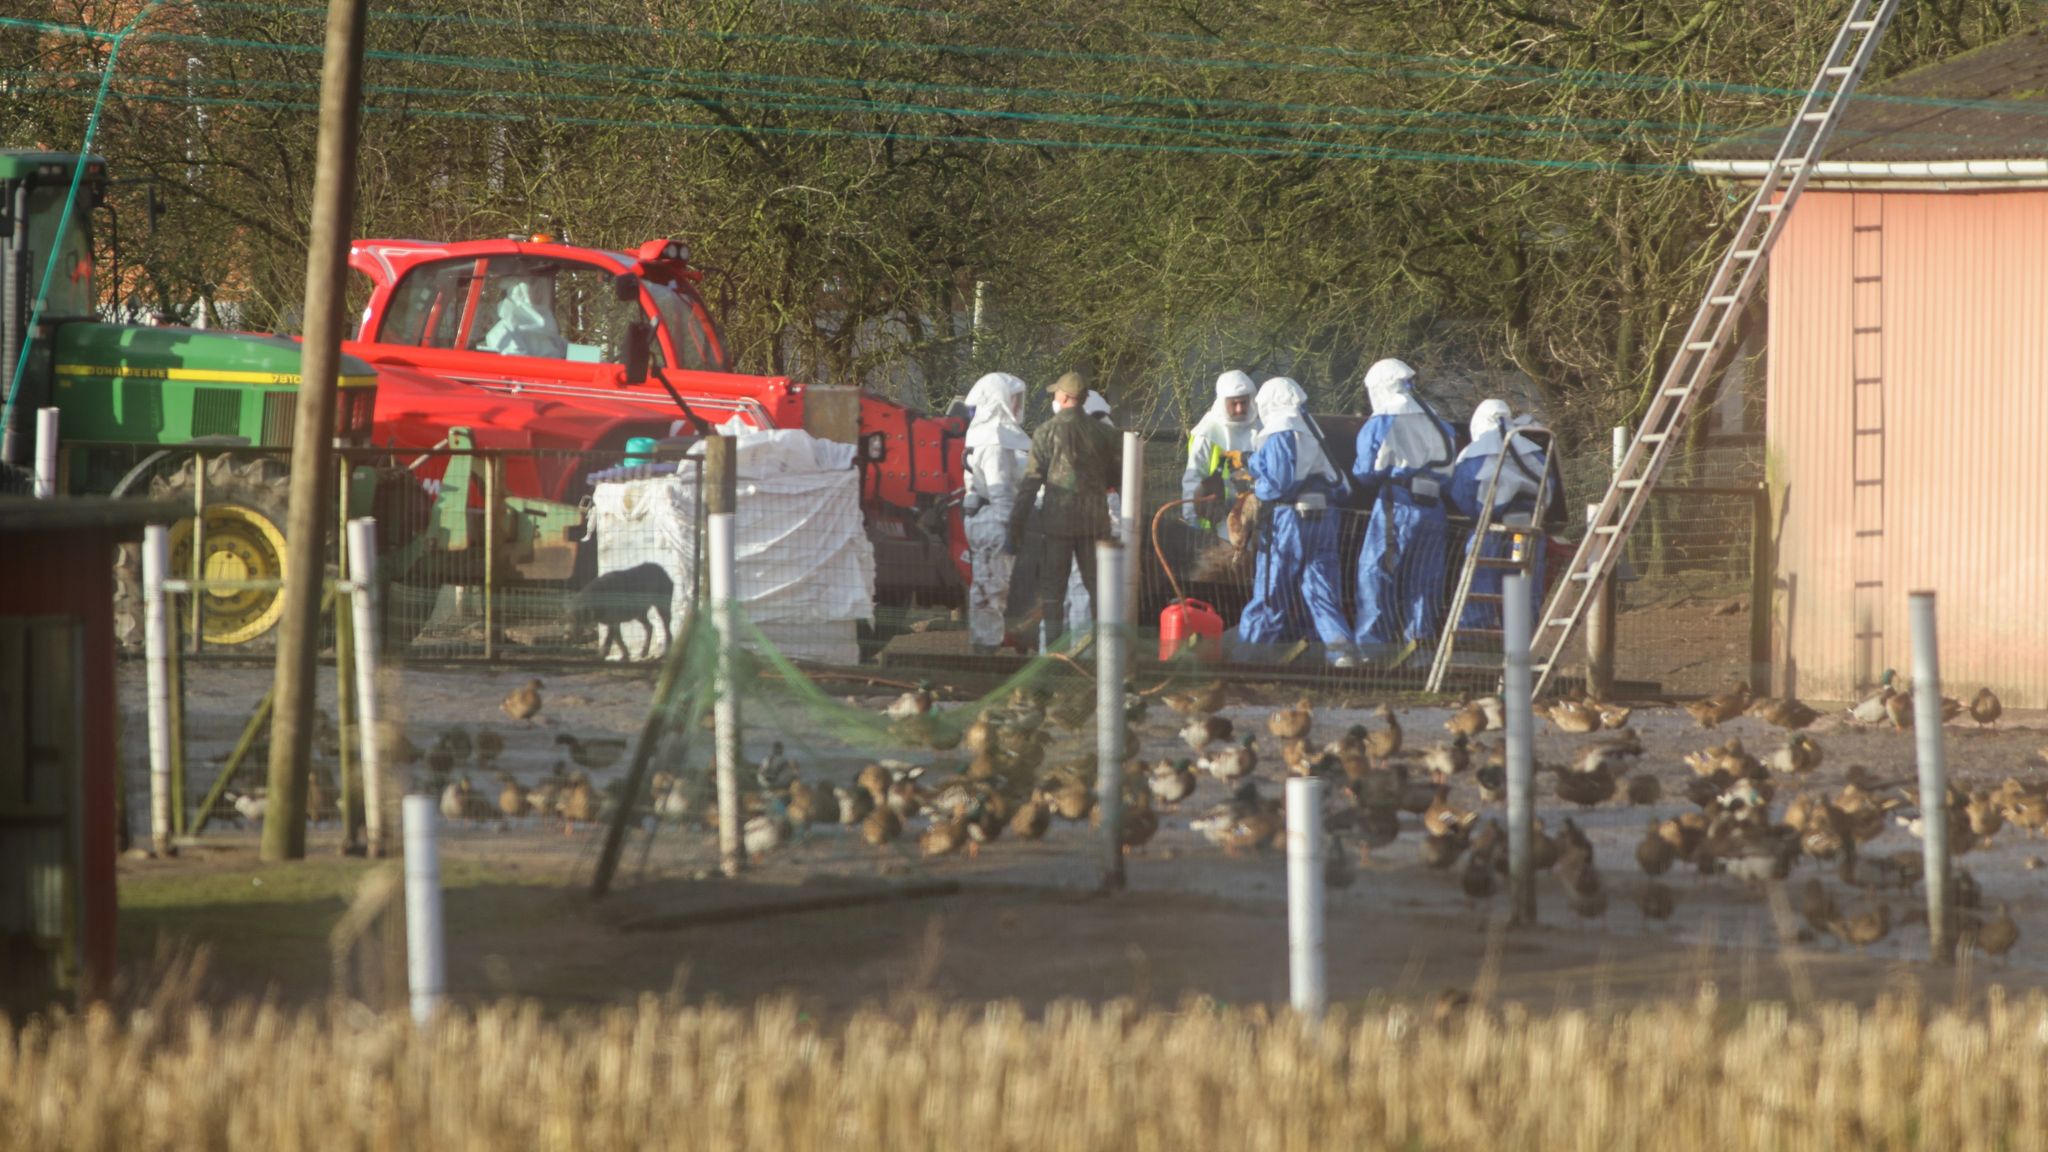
[1426,426,1557,693]
[1528,0,1900,698]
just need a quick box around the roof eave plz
[1691,156,2048,187]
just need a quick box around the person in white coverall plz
[962,372,1031,654]
[1061,390,1121,642]
[1181,370,1260,537]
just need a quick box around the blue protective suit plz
[1351,360,1457,648]
[1448,423,1561,631]
[1236,382,1354,657]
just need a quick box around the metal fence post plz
[482,455,498,661]
[347,517,388,858]
[707,436,743,878]
[143,523,174,857]
[1095,538,1127,891]
[32,407,57,497]
[1909,592,1954,963]
[1286,775,1326,1019]
[1504,572,1536,925]
[1120,431,1143,630]
[402,794,445,1025]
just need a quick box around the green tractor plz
[0,151,387,648]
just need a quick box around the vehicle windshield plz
[644,280,726,372]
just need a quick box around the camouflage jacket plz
[1009,407,1120,543]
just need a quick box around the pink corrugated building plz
[1694,29,2048,706]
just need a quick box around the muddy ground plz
[117,660,2048,1016]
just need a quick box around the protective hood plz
[1457,399,1548,508]
[1254,377,1338,483]
[1084,390,1112,421]
[1209,370,1257,424]
[1364,358,1422,416]
[964,372,1030,453]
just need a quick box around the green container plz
[624,436,657,466]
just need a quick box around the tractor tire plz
[113,454,295,652]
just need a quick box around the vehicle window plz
[378,258,476,348]
[645,281,727,372]
[469,255,646,364]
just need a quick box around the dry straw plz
[6,990,2048,1150]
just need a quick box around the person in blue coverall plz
[1236,377,1361,666]
[1351,358,1457,650]
[1449,398,1564,631]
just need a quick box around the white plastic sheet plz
[588,424,875,663]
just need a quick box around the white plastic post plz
[32,407,58,498]
[402,794,445,1024]
[1612,425,1626,474]
[1120,430,1143,623]
[346,518,387,858]
[1286,775,1327,1020]
[1909,592,1954,962]
[143,524,174,857]
[1504,572,1536,924]
[1095,538,1127,890]
[707,437,742,877]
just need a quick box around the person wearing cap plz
[961,372,1032,654]
[1237,377,1359,665]
[1009,371,1121,651]
[1351,358,1458,651]
[1181,370,1262,537]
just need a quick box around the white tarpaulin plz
[587,423,874,663]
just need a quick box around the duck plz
[756,742,795,794]
[1445,698,1492,738]
[441,775,472,823]
[1421,786,1478,839]
[1798,803,1850,862]
[861,803,903,846]
[1626,773,1662,806]
[1280,737,1319,777]
[496,773,530,822]
[1163,681,1227,718]
[501,678,544,723]
[1364,704,1403,762]
[1008,793,1053,841]
[439,727,474,765]
[1117,794,1160,855]
[1966,790,2005,841]
[1637,882,1676,923]
[784,779,820,827]
[1832,901,1892,950]
[1545,698,1602,735]
[1191,788,1282,855]
[1884,690,1914,731]
[961,713,996,756]
[1146,758,1199,810]
[1635,819,1675,876]
[474,729,504,767]
[1046,774,1096,822]
[1460,843,1498,902]
[1767,734,1824,775]
[1552,763,1617,808]
[835,783,874,826]
[555,733,626,772]
[226,789,268,826]
[1423,735,1471,781]
[1419,827,1469,870]
[962,794,1009,855]
[744,804,791,860]
[1198,734,1259,784]
[2001,787,2048,837]
[886,774,928,820]
[559,773,598,832]
[884,680,936,720]
[1970,687,2003,729]
[1572,728,1642,775]
[531,769,568,826]
[1684,682,1753,729]
[1655,814,1707,864]
[1267,696,1314,742]
[920,811,970,857]
[1750,696,1820,730]
[1848,672,1897,724]
[1972,903,2020,962]
[1595,701,1634,730]
[1180,714,1234,754]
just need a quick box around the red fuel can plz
[1159,598,1225,661]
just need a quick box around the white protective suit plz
[479,280,567,359]
[963,372,1031,650]
[1180,370,1261,534]
[1454,398,1546,512]
[1061,390,1122,641]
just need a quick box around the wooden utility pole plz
[262,0,368,860]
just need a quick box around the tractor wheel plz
[113,454,294,651]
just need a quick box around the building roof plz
[0,497,186,536]
[1697,27,2048,176]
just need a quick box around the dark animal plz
[570,563,674,660]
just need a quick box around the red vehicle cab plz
[347,235,969,603]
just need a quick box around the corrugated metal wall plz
[1768,187,2048,706]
